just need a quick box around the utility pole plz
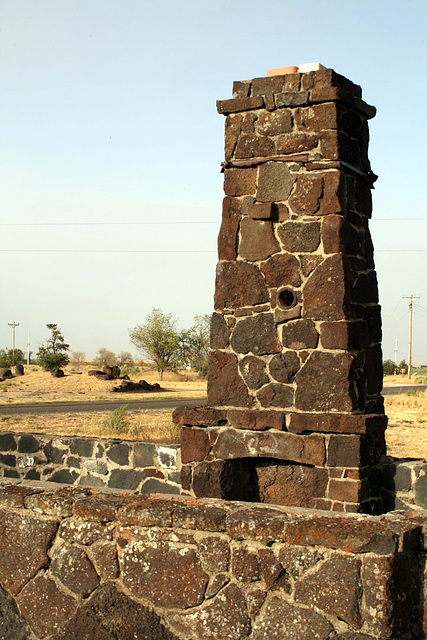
[27,332,31,365]
[403,295,420,379]
[394,338,398,375]
[8,321,19,364]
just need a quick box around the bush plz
[0,348,24,368]
[103,405,130,434]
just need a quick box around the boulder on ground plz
[88,370,103,376]
[0,368,14,380]
[102,365,121,378]
[14,364,24,376]
[112,380,161,393]
[51,368,65,378]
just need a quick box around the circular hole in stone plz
[278,288,297,309]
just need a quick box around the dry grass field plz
[0,367,426,455]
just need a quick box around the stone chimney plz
[173,66,387,514]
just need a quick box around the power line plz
[0,249,216,253]
[0,221,218,227]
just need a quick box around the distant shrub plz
[103,405,130,434]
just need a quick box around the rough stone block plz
[295,555,361,626]
[17,435,40,453]
[328,478,363,503]
[251,596,332,640]
[224,167,257,196]
[295,102,339,131]
[214,261,268,310]
[302,254,348,321]
[172,405,227,426]
[255,109,293,136]
[257,383,294,408]
[216,96,264,114]
[231,313,280,356]
[51,544,99,597]
[256,463,328,508]
[256,162,294,202]
[207,351,254,408]
[278,220,321,253]
[120,539,209,609]
[0,433,16,452]
[275,132,318,154]
[235,133,275,159]
[238,355,270,390]
[239,217,280,261]
[16,574,77,638]
[213,429,325,466]
[218,196,241,261]
[281,319,319,350]
[295,351,357,412]
[181,427,210,463]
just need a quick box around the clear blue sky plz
[1,0,426,364]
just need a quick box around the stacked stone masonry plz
[1,482,427,640]
[174,68,387,514]
[0,431,181,495]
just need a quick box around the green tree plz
[129,308,181,381]
[37,324,70,371]
[383,359,397,376]
[94,348,116,367]
[0,348,25,368]
[179,314,210,377]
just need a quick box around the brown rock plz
[0,511,58,595]
[172,503,227,532]
[256,463,328,508]
[275,132,318,154]
[51,368,64,378]
[295,555,362,626]
[213,429,325,466]
[214,261,268,310]
[226,505,287,542]
[269,351,300,382]
[252,75,286,96]
[0,368,13,380]
[207,351,254,408]
[191,460,236,499]
[231,313,280,356]
[255,109,292,136]
[172,583,251,640]
[238,218,280,261]
[238,355,269,389]
[172,405,227,426]
[227,409,285,431]
[251,595,332,640]
[295,103,339,131]
[328,478,363,503]
[51,544,99,597]
[288,413,387,435]
[289,174,323,214]
[258,548,289,589]
[225,114,242,159]
[319,170,345,214]
[198,536,230,572]
[224,167,257,196]
[351,271,379,304]
[210,312,231,349]
[278,221,321,253]
[300,254,323,276]
[217,96,264,115]
[90,541,119,581]
[295,351,357,412]
[279,546,324,580]
[257,383,294,408]
[235,133,275,159]
[302,254,349,321]
[218,197,241,260]
[181,427,210,463]
[231,547,260,582]
[121,540,208,609]
[256,162,294,202]
[320,320,369,350]
[281,319,319,350]
[53,582,179,640]
[247,202,277,220]
[260,252,301,288]
[16,574,77,638]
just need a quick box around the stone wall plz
[0,481,426,639]
[0,431,181,495]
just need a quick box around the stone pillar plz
[173,67,387,514]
